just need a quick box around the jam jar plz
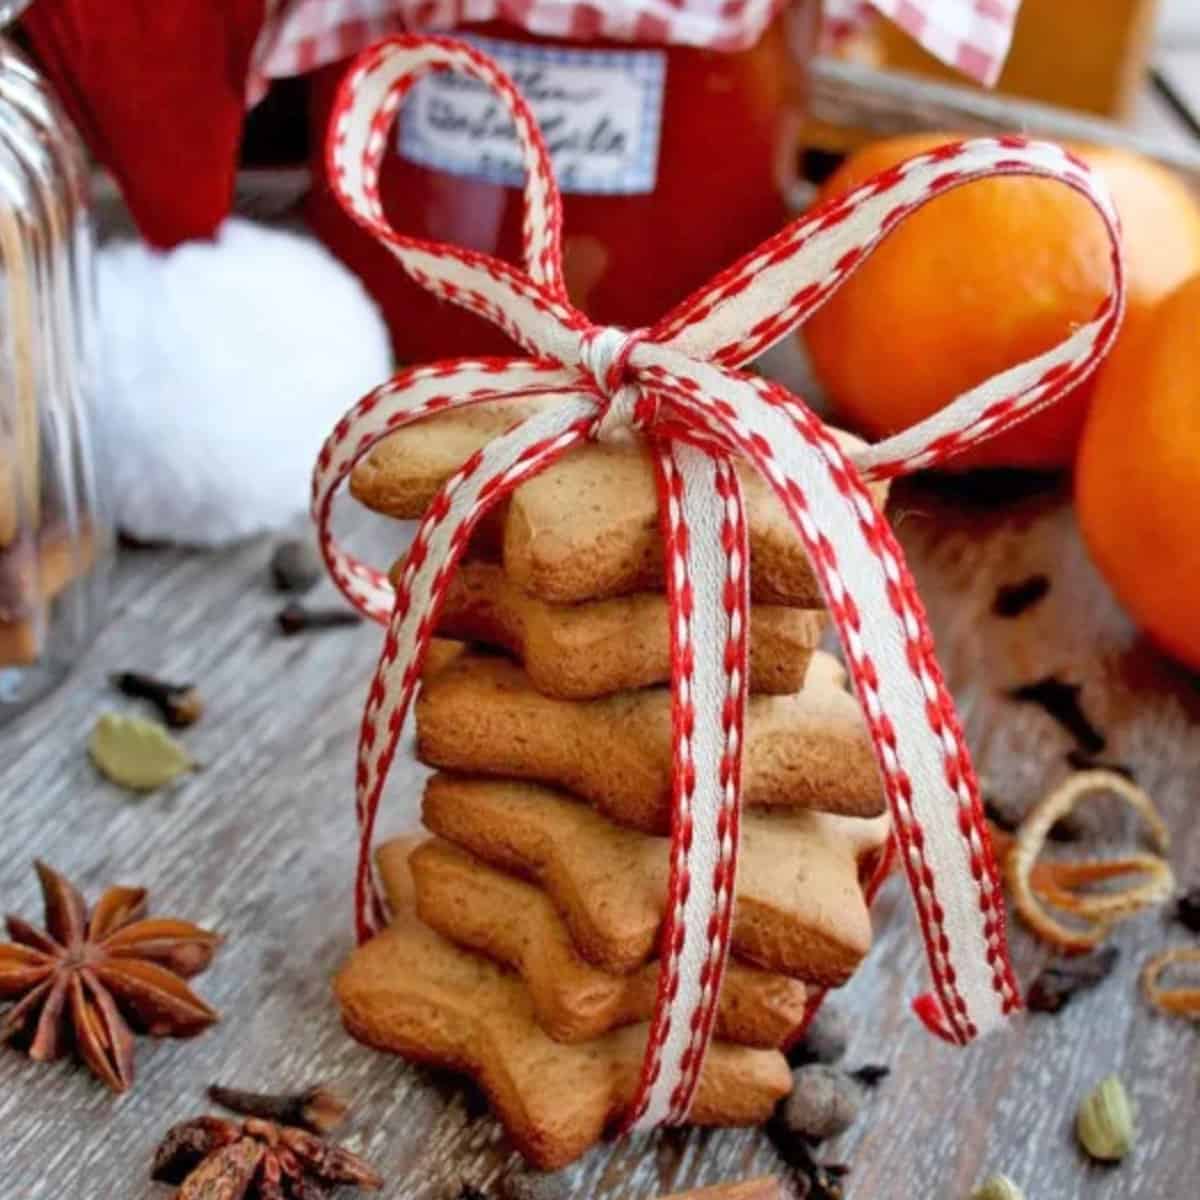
[307,2,817,361]
[0,17,107,721]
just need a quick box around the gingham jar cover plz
[254,0,1021,87]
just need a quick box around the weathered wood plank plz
[1,477,1197,1199]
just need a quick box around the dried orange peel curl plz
[1141,947,1200,1021]
[998,770,1174,954]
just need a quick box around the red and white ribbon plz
[312,35,1124,1130]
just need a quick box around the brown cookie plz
[415,650,882,831]
[351,400,887,606]
[422,774,888,984]
[414,560,826,698]
[398,837,807,1047]
[335,842,791,1169]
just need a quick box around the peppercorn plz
[270,538,323,593]
[779,1065,862,1142]
[788,1005,849,1067]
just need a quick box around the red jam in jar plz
[307,9,814,362]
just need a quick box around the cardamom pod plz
[88,712,193,792]
[970,1174,1024,1200]
[1076,1074,1135,1163]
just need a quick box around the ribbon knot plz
[315,34,1126,1139]
[579,325,653,443]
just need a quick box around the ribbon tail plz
[645,348,1020,1044]
[348,397,599,942]
[623,440,749,1131]
[311,357,585,622]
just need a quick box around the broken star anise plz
[0,860,221,1091]
[152,1114,383,1199]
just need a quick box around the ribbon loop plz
[328,35,587,361]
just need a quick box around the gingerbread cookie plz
[335,843,792,1169]
[398,837,807,1047]
[422,775,888,984]
[352,401,887,605]
[416,651,882,831]
[416,561,826,698]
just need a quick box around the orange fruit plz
[1076,273,1200,671]
[802,134,1200,470]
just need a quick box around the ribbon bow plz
[313,36,1125,1132]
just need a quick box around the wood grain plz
[2,476,1198,1200]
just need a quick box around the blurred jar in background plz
[0,26,108,723]
[307,2,818,362]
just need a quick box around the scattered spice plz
[1064,750,1134,781]
[970,1174,1024,1200]
[88,711,194,791]
[1008,677,1106,755]
[0,861,220,1091]
[787,1005,848,1067]
[1076,1075,1135,1163]
[1003,770,1173,953]
[763,1117,849,1200]
[209,1082,349,1135]
[1174,886,1200,934]
[992,574,1050,618]
[1140,946,1200,1021]
[270,538,322,594]
[112,671,204,729]
[779,1064,862,1142]
[846,1064,889,1088]
[152,1114,382,1196]
[1026,946,1120,1014]
[277,601,362,636]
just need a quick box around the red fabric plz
[24,0,268,248]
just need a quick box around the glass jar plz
[307,5,817,362]
[0,22,107,722]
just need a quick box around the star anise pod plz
[152,1114,384,1199]
[0,860,221,1091]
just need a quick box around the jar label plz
[398,34,665,195]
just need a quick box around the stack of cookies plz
[335,403,891,1169]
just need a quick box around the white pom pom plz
[96,218,393,546]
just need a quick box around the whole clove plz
[208,1082,349,1135]
[1174,886,1200,934]
[270,538,323,594]
[992,574,1050,618]
[1007,677,1106,755]
[764,1116,849,1200]
[112,671,204,728]
[1026,946,1120,1014]
[454,1188,491,1200]
[846,1064,889,1089]
[277,602,362,636]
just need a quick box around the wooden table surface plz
[1,474,1198,1200]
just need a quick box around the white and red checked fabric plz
[312,35,1124,1127]
[257,0,1020,86]
[824,0,1019,85]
